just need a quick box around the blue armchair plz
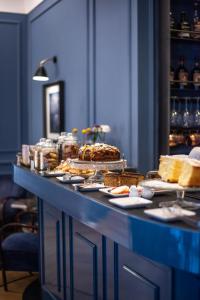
[0,217,39,291]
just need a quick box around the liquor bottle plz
[193,1,200,38]
[178,11,191,38]
[176,57,189,89]
[192,58,200,89]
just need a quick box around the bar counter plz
[14,165,200,300]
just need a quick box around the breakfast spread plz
[78,143,120,161]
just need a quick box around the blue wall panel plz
[27,0,157,172]
[0,13,27,174]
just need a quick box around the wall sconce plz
[33,56,57,81]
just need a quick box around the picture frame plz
[43,81,64,139]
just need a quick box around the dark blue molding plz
[56,220,61,293]
[29,0,62,23]
[69,217,74,300]
[75,232,98,299]
[114,242,119,300]
[87,0,96,126]
[61,213,67,300]
[38,198,45,285]
[102,236,107,300]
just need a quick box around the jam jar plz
[34,138,46,170]
[40,139,59,171]
[62,133,79,160]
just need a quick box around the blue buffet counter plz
[14,165,200,300]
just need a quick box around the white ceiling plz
[0,0,44,14]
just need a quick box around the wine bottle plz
[193,1,200,38]
[176,57,189,89]
[192,58,200,89]
[178,11,190,38]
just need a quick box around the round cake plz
[78,143,120,161]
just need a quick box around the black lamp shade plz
[33,65,49,81]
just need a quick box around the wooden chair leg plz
[2,268,8,291]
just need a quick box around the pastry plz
[158,155,188,182]
[78,143,120,161]
[111,186,130,195]
[178,159,200,187]
[104,171,144,187]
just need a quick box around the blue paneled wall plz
[0,0,157,173]
[0,13,27,174]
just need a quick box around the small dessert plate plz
[56,175,85,183]
[144,207,196,222]
[39,171,66,177]
[72,183,105,192]
[108,197,152,208]
[99,188,129,198]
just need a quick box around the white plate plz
[99,188,129,197]
[108,197,152,208]
[56,176,85,183]
[72,183,105,192]
[39,171,66,177]
[140,179,200,192]
[144,207,196,222]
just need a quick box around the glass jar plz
[62,133,79,160]
[57,132,68,162]
[40,139,59,171]
[34,138,46,170]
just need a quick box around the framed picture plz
[43,81,64,139]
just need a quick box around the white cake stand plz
[68,159,127,183]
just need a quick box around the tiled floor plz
[0,271,38,300]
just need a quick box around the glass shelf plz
[170,126,200,132]
[171,29,200,43]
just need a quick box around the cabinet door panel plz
[120,265,158,300]
[118,245,172,300]
[72,220,103,300]
[42,202,64,300]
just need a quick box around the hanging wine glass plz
[170,97,178,127]
[176,99,183,127]
[194,97,200,127]
[183,97,193,128]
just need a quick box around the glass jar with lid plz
[40,139,59,171]
[57,132,68,162]
[34,138,46,170]
[62,133,79,160]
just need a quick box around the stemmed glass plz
[176,100,183,127]
[193,97,200,127]
[159,189,200,209]
[170,97,178,127]
[183,97,193,128]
